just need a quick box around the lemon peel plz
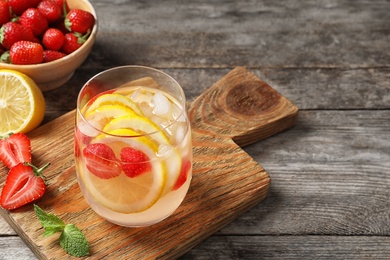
[0,69,45,135]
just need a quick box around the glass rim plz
[76,65,188,139]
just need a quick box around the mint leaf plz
[34,204,65,237]
[34,204,89,257]
[60,224,89,257]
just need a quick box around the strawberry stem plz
[74,31,90,45]
[23,162,50,183]
[62,1,68,18]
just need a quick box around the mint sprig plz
[34,204,89,257]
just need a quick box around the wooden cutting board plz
[0,67,298,259]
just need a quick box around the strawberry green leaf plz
[59,224,89,257]
[0,51,10,63]
[34,204,65,237]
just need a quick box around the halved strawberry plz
[172,159,191,191]
[0,162,48,210]
[0,133,31,169]
[83,143,121,179]
[120,147,152,178]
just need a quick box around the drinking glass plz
[74,66,192,227]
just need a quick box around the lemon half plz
[0,70,45,135]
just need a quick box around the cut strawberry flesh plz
[0,133,32,169]
[0,163,46,210]
[120,147,152,178]
[83,143,121,179]
[173,159,191,191]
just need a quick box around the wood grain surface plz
[0,67,297,259]
[1,0,389,259]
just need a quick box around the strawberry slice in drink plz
[83,143,122,179]
[120,147,152,178]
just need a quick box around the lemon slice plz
[86,93,142,116]
[103,114,170,145]
[103,115,182,195]
[84,104,139,131]
[0,70,45,135]
[83,128,166,213]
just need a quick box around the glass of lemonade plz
[74,66,192,227]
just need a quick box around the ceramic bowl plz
[0,0,98,91]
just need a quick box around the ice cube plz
[175,123,186,144]
[157,143,174,157]
[130,89,153,104]
[152,92,171,115]
[78,120,100,138]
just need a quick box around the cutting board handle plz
[0,67,299,260]
[188,66,298,147]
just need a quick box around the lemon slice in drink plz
[103,115,182,195]
[0,70,45,135]
[83,128,166,213]
[85,104,139,131]
[86,93,143,116]
[103,114,170,145]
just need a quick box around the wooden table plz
[1,0,389,259]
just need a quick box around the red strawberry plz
[83,143,122,179]
[43,49,66,62]
[19,8,49,36]
[61,32,84,54]
[120,147,152,178]
[0,22,37,50]
[10,41,44,65]
[37,0,62,24]
[65,9,95,34]
[0,162,49,210]
[0,0,11,26]
[74,130,87,158]
[42,28,64,51]
[0,133,31,169]
[53,0,69,16]
[172,159,191,190]
[8,0,41,16]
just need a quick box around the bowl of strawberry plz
[0,0,97,91]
